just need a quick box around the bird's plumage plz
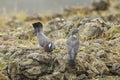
[66,29,79,67]
[32,22,55,52]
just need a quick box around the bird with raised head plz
[32,22,55,52]
[66,28,80,67]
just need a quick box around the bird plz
[32,22,55,52]
[66,28,80,67]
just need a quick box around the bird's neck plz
[72,34,77,38]
[36,32,43,37]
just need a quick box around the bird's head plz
[32,22,43,33]
[72,28,78,36]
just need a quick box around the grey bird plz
[66,28,80,67]
[32,22,55,52]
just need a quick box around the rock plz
[54,54,68,72]
[27,53,41,61]
[18,33,29,40]
[111,63,120,75]
[95,39,105,44]
[106,62,120,75]
[7,61,21,80]
[25,66,41,75]
[64,72,77,80]
[78,74,87,80]
[79,21,103,40]
[27,52,55,64]
[38,72,65,80]
[48,29,66,40]
[92,0,110,11]
[0,72,8,80]
[95,50,107,58]
[85,70,96,78]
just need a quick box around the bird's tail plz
[68,59,75,67]
[32,22,43,33]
